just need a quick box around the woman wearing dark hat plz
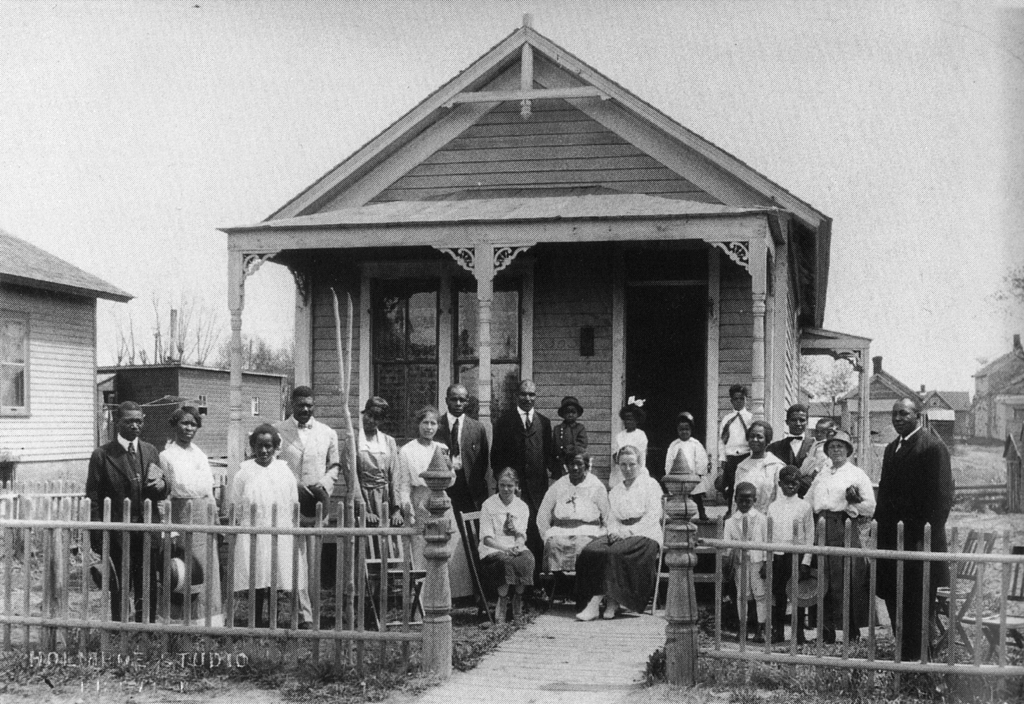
[554,396,588,469]
[804,430,875,644]
[342,397,401,527]
[158,405,223,626]
[610,398,648,488]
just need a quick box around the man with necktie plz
[875,397,954,660]
[716,384,753,514]
[436,383,490,514]
[491,379,560,570]
[275,386,341,629]
[86,401,168,621]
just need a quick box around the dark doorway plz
[625,285,707,481]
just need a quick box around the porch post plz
[291,268,313,388]
[227,251,245,484]
[475,244,495,432]
[749,239,768,420]
[421,448,454,678]
[859,348,872,473]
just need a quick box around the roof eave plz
[0,274,133,303]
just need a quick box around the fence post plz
[661,456,701,686]
[420,446,453,678]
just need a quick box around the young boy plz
[723,481,768,642]
[766,465,814,644]
[717,385,752,513]
[554,396,588,469]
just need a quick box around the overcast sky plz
[1,0,1021,393]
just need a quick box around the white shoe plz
[603,598,619,620]
[576,595,603,622]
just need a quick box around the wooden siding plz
[716,259,753,419]
[311,278,362,447]
[178,369,284,458]
[369,100,720,203]
[0,286,96,463]
[532,246,615,480]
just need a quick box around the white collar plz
[294,416,315,429]
[117,435,138,452]
[518,407,533,421]
[900,426,921,442]
[447,412,463,428]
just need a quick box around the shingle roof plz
[0,228,131,302]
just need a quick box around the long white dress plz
[229,458,305,592]
[536,473,610,571]
[732,452,786,515]
[394,440,474,599]
[664,437,714,495]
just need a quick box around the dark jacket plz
[86,438,168,551]
[436,413,490,512]
[766,434,814,468]
[491,409,559,509]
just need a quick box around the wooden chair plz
[933,530,997,657]
[961,545,1024,660]
[364,532,425,629]
[457,510,495,624]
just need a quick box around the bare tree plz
[801,356,855,415]
[111,290,226,366]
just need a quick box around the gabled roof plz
[0,227,131,302]
[844,369,918,402]
[974,350,1024,377]
[922,390,971,412]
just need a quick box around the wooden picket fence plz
[0,493,428,675]
[701,516,1024,684]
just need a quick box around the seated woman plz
[575,445,663,621]
[478,467,535,624]
[536,452,610,573]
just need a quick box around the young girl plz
[228,423,302,628]
[554,396,588,470]
[664,412,712,521]
[610,400,648,488]
[395,407,474,599]
[478,467,535,623]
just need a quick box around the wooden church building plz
[222,20,868,481]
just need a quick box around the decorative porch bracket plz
[712,241,749,272]
[434,244,534,432]
[227,249,281,485]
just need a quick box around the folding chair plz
[933,530,997,657]
[961,545,1024,659]
[457,510,495,624]
[364,533,425,629]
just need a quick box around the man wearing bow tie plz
[275,386,342,629]
[875,397,954,660]
[716,385,753,513]
[491,379,560,570]
[86,402,168,621]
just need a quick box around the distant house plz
[0,228,131,483]
[840,356,919,446]
[97,364,287,459]
[920,389,971,441]
[972,335,1024,441]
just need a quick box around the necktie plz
[298,423,310,430]
[895,436,905,454]
[721,414,735,444]
[126,443,139,476]
[450,418,460,457]
[524,412,533,432]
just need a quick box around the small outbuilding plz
[0,228,131,483]
[221,21,866,480]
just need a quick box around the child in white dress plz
[610,399,648,488]
[663,412,711,521]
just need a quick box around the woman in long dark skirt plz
[478,467,535,623]
[575,445,663,621]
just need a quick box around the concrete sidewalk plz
[412,607,666,704]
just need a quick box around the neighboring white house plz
[0,228,131,482]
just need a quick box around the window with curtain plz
[454,281,520,422]
[0,315,28,415]
[372,279,439,441]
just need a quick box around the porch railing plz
[0,491,453,677]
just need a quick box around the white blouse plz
[608,474,664,546]
[477,494,531,559]
[395,440,453,505]
[160,442,215,500]
[805,461,876,519]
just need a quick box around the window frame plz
[0,310,30,417]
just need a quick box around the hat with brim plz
[824,430,854,457]
[558,396,584,418]
[168,548,205,595]
[299,482,330,518]
[788,571,820,608]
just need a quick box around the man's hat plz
[558,396,584,418]
[788,570,820,608]
[298,483,331,518]
[167,544,205,595]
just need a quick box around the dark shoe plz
[298,621,314,630]
[796,631,808,646]
[821,628,836,645]
[749,625,766,643]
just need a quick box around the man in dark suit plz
[491,379,560,566]
[436,383,490,514]
[767,403,814,467]
[875,397,954,660]
[86,401,169,621]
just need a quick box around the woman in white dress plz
[536,452,610,572]
[229,424,303,628]
[610,400,649,488]
[732,421,785,516]
[478,467,535,623]
[158,406,224,626]
[394,406,473,599]
[663,412,712,521]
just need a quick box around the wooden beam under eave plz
[445,86,606,106]
[223,214,771,252]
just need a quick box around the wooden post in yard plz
[662,453,701,686]
[420,445,454,678]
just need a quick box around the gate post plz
[421,446,454,678]
[662,458,701,686]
